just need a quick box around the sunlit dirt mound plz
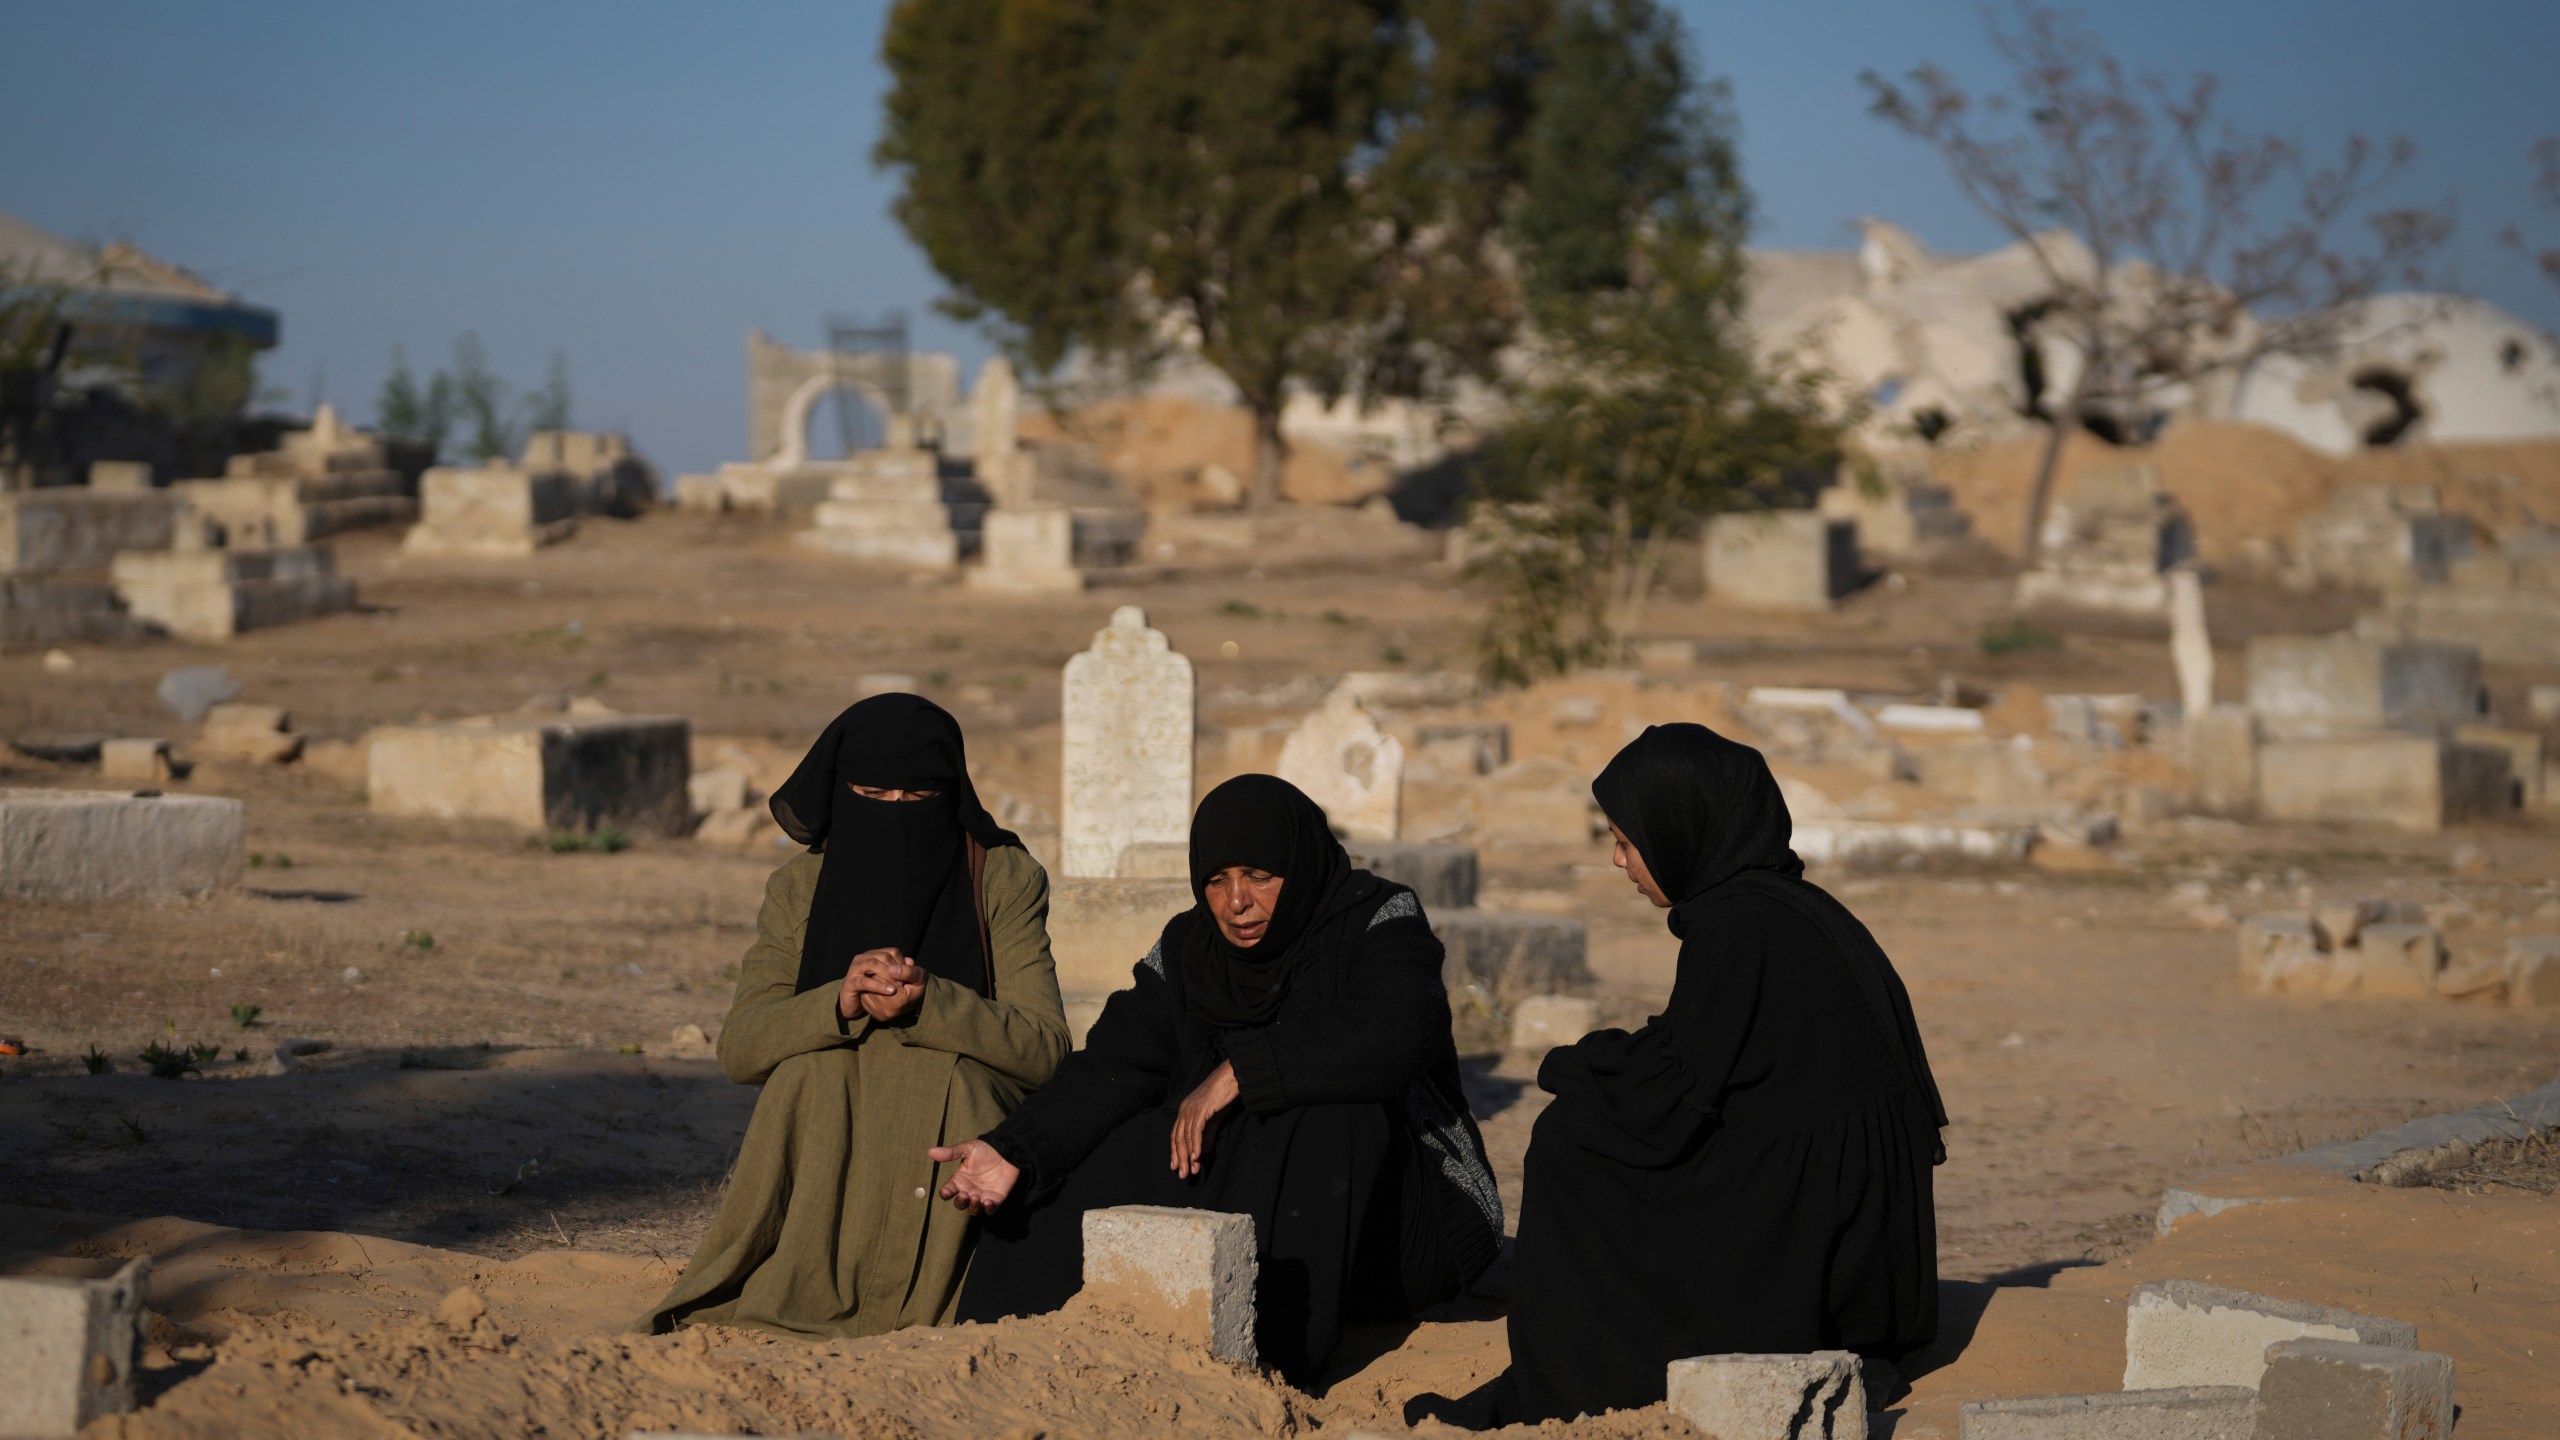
[1930,419,2560,564]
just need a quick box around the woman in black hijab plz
[1413,723,1945,1426]
[935,775,1503,1381]
[636,694,1070,1339]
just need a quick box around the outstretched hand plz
[929,1138,1019,1215]
[1170,1060,1240,1179]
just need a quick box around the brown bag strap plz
[967,835,994,997]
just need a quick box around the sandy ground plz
[4,503,2558,1435]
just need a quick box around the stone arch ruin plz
[744,330,961,466]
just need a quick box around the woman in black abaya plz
[934,775,1503,1382]
[1414,723,1946,1426]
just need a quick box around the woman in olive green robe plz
[636,695,1068,1339]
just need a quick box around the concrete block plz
[0,789,244,900]
[1049,878,1195,994]
[97,739,173,785]
[2122,1279,2416,1391]
[2454,724,2542,807]
[1339,840,1477,910]
[2185,705,2258,816]
[1958,1388,2256,1440]
[1704,511,1857,610]
[2506,935,2560,1009]
[2252,1339,2452,1440]
[1508,995,1600,1052]
[1666,1351,1866,1440]
[2256,736,2510,832]
[2348,924,2444,996]
[110,545,356,641]
[2244,636,2481,740]
[2236,916,2323,993]
[367,715,691,836]
[0,576,146,653]
[0,490,178,577]
[1435,910,1591,1003]
[86,460,154,493]
[0,1257,149,1438]
[1080,1206,1258,1367]
[966,504,1083,592]
[195,702,301,764]
[404,466,582,557]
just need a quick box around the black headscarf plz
[769,694,1018,998]
[1179,774,1375,1028]
[1591,722,1948,1148]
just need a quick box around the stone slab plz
[2256,735,2511,832]
[403,467,582,557]
[1704,511,1857,610]
[1339,841,1477,910]
[1060,607,1194,876]
[2252,1340,2452,1440]
[0,490,178,578]
[1508,995,1600,1052]
[0,789,244,901]
[0,577,144,653]
[1081,1206,1258,1367]
[367,715,691,836]
[2123,1280,2415,1391]
[2264,1073,2560,1184]
[967,504,1083,592]
[0,1257,148,1438]
[1276,688,1403,841]
[1666,1351,1866,1440]
[1791,821,2037,867]
[1957,1387,2256,1440]
[1048,878,1194,995]
[1435,910,1591,1004]
[97,739,174,785]
[2243,636,2481,740]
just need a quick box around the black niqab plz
[769,694,1017,998]
[1179,775,1367,1027]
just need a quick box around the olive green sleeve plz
[715,856,867,1084]
[889,844,1070,1088]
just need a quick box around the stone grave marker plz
[1060,607,1194,876]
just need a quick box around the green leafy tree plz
[1469,0,1842,685]
[880,0,1551,505]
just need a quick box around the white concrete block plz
[0,1258,149,1439]
[1666,1351,1867,1440]
[0,789,243,901]
[2121,1279,2415,1391]
[1080,1206,1258,1367]
[97,739,173,785]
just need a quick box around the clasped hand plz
[836,947,924,1024]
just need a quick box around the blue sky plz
[9,0,2556,477]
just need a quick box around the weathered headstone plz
[972,355,1026,504]
[2169,568,2214,717]
[1276,686,1403,841]
[1061,607,1195,876]
[966,504,1083,593]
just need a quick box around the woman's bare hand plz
[929,1138,1019,1215]
[1170,1060,1241,1179]
[839,949,923,1022]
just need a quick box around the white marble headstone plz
[1061,606,1196,876]
[2169,567,2214,718]
[1276,685,1404,841]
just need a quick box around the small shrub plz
[926,669,950,687]
[614,1043,643,1055]
[117,1113,148,1145]
[137,1041,198,1080]
[82,1045,111,1075]
[1381,645,1407,665]
[585,670,609,688]
[1322,608,1352,626]
[403,929,436,949]
[546,828,631,855]
[232,1047,249,1063]
[188,1041,222,1066]
[230,1003,262,1029]
[1220,599,1263,618]
[1980,620,2063,656]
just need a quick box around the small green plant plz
[232,1047,250,1063]
[763,678,784,694]
[1322,608,1352,626]
[248,852,261,868]
[546,827,631,855]
[1002,672,1026,692]
[82,1045,111,1075]
[116,1113,148,1145]
[137,1041,198,1080]
[1979,620,2063,656]
[614,1043,643,1056]
[1220,599,1263,618]
[1381,645,1407,665]
[249,853,294,869]
[926,669,950,687]
[188,1041,221,1065]
[585,670,610,688]
[404,929,436,950]
[230,1003,262,1029]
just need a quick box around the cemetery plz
[7,4,2560,1437]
